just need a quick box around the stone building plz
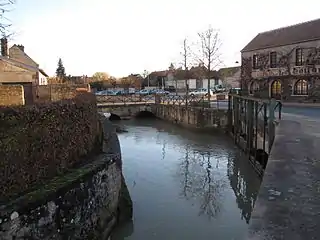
[0,38,49,104]
[158,65,220,91]
[241,18,320,101]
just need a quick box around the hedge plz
[0,93,101,201]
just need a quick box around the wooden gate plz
[21,83,34,105]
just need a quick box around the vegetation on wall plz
[0,93,101,201]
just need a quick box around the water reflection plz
[111,119,261,240]
[227,151,261,223]
[111,220,134,240]
[177,147,227,219]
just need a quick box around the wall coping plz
[0,153,118,218]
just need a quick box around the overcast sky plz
[6,0,320,77]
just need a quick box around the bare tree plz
[194,26,222,100]
[181,38,192,95]
[0,0,15,37]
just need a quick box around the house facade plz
[241,18,320,101]
[0,38,49,104]
[164,66,221,90]
[0,38,49,86]
[218,66,240,89]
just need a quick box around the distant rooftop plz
[241,18,320,52]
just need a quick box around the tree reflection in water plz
[178,145,227,220]
[227,151,261,224]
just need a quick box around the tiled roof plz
[0,56,39,72]
[241,18,320,52]
[218,66,240,78]
[149,70,168,77]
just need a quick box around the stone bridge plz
[97,103,156,119]
[97,102,228,129]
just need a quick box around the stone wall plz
[0,85,24,106]
[98,104,153,119]
[153,104,228,131]
[0,114,132,239]
[0,157,121,240]
[96,95,154,103]
[0,93,100,200]
[35,84,91,103]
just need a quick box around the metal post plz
[268,98,276,153]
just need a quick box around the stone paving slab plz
[247,113,320,240]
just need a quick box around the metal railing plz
[157,94,229,109]
[96,93,229,109]
[227,94,282,174]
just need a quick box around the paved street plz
[248,111,320,240]
[282,105,320,118]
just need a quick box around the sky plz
[5,0,320,78]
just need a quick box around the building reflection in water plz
[227,152,261,223]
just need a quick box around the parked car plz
[188,88,215,97]
[95,90,111,95]
[138,89,151,95]
[213,85,226,93]
[96,90,121,96]
[152,89,170,95]
[120,88,135,95]
[229,88,241,95]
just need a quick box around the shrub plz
[0,93,101,201]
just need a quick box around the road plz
[282,105,320,118]
[208,99,320,118]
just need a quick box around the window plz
[252,54,258,69]
[270,52,277,68]
[249,81,259,94]
[271,80,282,99]
[296,48,303,66]
[293,80,308,95]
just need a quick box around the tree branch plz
[0,0,15,37]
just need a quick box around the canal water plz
[111,119,261,240]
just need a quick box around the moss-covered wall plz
[0,93,100,201]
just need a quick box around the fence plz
[96,92,229,109]
[157,93,228,109]
[227,94,282,175]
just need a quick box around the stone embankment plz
[0,93,132,239]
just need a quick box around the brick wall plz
[0,85,25,106]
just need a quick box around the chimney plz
[16,44,24,52]
[1,37,8,57]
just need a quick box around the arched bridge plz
[98,103,156,120]
[96,94,157,119]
